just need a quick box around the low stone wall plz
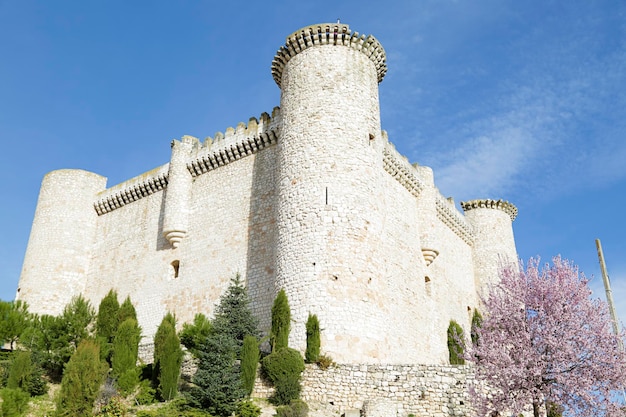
[253,363,472,417]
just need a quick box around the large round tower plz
[461,199,518,291]
[273,23,414,363]
[17,169,106,315]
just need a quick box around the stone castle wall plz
[16,22,518,367]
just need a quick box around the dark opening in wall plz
[425,276,432,297]
[171,260,180,279]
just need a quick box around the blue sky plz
[1,1,625,323]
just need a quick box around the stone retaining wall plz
[253,363,472,417]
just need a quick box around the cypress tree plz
[96,289,119,364]
[240,335,260,396]
[270,289,290,352]
[56,339,107,417]
[117,296,137,324]
[6,350,33,393]
[111,318,141,394]
[447,320,465,365]
[471,308,483,346]
[305,313,320,363]
[153,313,182,401]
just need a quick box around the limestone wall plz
[253,363,472,417]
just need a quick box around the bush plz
[261,347,304,405]
[56,339,107,417]
[1,388,30,417]
[270,290,291,352]
[236,399,261,417]
[275,399,309,417]
[240,335,259,396]
[179,313,212,356]
[447,320,465,365]
[315,354,335,370]
[135,379,156,405]
[96,395,128,417]
[305,314,320,363]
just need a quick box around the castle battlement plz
[271,23,387,87]
[461,199,518,221]
[94,165,169,216]
[435,195,475,245]
[382,134,426,198]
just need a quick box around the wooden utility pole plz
[595,239,620,337]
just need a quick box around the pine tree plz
[153,313,182,401]
[270,289,291,352]
[212,274,258,357]
[111,318,141,395]
[305,313,320,363]
[190,332,246,417]
[56,339,107,417]
[240,335,260,396]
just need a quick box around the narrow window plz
[425,276,432,297]
[171,260,180,279]
[325,187,328,205]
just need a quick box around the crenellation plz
[460,198,518,221]
[93,165,169,216]
[435,195,475,246]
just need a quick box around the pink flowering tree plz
[466,256,626,417]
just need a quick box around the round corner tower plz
[17,169,107,315]
[273,23,414,363]
[461,199,519,292]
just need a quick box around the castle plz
[16,22,517,367]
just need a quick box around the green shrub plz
[261,347,304,405]
[1,387,30,417]
[315,354,335,370]
[136,397,212,416]
[275,399,309,417]
[240,335,259,396]
[447,320,465,365]
[135,379,156,405]
[236,399,261,417]
[56,339,107,417]
[270,289,291,352]
[96,395,128,417]
[304,314,320,363]
[179,313,212,356]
